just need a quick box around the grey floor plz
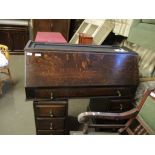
[0,55,89,135]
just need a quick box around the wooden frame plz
[0,44,13,95]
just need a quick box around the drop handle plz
[50,123,53,130]
[117,90,121,97]
[49,110,53,117]
[120,104,123,110]
[50,23,53,29]
[51,92,53,100]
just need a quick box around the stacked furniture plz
[69,19,134,45]
[0,19,70,54]
[32,19,70,42]
[0,19,30,53]
[69,19,114,45]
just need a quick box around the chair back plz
[119,88,155,135]
[0,44,9,60]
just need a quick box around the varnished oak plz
[25,41,139,134]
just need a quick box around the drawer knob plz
[50,123,53,130]
[49,110,54,117]
[120,104,123,110]
[117,90,121,97]
[51,92,53,100]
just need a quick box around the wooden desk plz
[25,41,139,135]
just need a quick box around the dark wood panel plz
[0,25,29,52]
[33,20,52,35]
[12,31,29,51]
[25,42,139,88]
[50,19,70,41]
[0,31,12,48]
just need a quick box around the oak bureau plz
[25,40,139,134]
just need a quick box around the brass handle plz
[120,104,123,110]
[50,23,53,29]
[117,90,121,97]
[50,123,53,130]
[49,110,53,117]
[51,92,53,100]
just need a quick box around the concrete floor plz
[0,55,89,135]
[0,55,35,134]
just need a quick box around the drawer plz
[109,99,134,112]
[89,98,134,113]
[26,86,136,99]
[37,130,65,135]
[36,118,65,130]
[34,104,67,117]
[35,100,68,105]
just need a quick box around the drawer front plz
[109,99,134,112]
[37,130,65,135]
[32,87,136,99]
[36,118,65,130]
[89,98,134,113]
[35,104,67,117]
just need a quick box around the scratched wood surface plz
[25,50,139,87]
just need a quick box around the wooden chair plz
[78,33,93,45]
[78,88,155,135]
[0,44,13,95]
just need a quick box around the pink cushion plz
[35,32,67,43]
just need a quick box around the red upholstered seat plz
[35,32,67,43]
